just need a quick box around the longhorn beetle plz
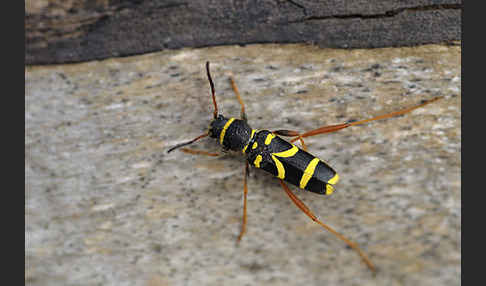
[167,62,442,273]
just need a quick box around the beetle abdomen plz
[246,130,339,195]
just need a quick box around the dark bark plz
[26,0,461,65]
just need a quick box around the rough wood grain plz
[26,0,461,65]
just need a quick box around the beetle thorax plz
[209,115,252,151]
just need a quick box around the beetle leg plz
[289,97,443,142]
[237,161,250,242]
[279,180,376,273]
[229,76,247,122]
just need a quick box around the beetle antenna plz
[167,133,209,153]
[206,61,218,119]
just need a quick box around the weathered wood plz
[26,0,461,65]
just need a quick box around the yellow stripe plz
[250,129,256,139]
[219,118,235,145]
[254,155,262,168]
[265,133,276,145]
[242,129,257,154]
[299,158,320,189]
[271,155,285,179]
[272,144,299,158]
[325,173,338,195]
[252,142,258,149]
[328,173,339,185]
[326,184,335,195]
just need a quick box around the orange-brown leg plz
[179,148,219,157]
[229,76,248,122]
[237,161,250,242]
[279,180,376,273]
[289,96,443,143]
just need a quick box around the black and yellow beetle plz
[168,62,442,273]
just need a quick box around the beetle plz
[168,62,442,272]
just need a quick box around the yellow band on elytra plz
[328,173,339,185]
[271,155,285,179]
[325,173,339,195]
[326,184,335,195]
[265,133,276,145]
[254,155,262,168]
[272,144,299,158]
[299,158,320,189]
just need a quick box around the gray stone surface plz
[26,44,460,286]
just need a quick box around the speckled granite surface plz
[26,44,460,286]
